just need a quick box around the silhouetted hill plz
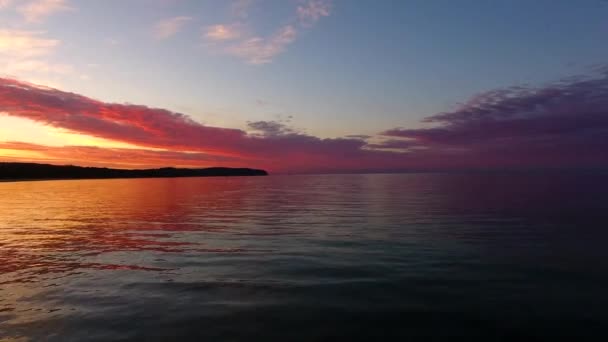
[0,162,268,181]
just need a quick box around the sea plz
[1,172,608,340]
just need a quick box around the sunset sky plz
[1,0,607,173]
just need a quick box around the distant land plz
[0,162,268,181]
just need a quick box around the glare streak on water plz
[1,173,608,340]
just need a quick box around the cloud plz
[365,139,417,151]
[344,135,371,140]
[0,29,59,57]
[2,67,607,173]
[224,25,297,64]
[154,16,192,40]
[0,141,240,169]
[18,0,73,23]
[381,69,608,168]
[0,77,405,172]
[204,23,244,41]
[298,0,331,26]
[204,1,331,65]
[0,29,72,77]
[247,120,295,137]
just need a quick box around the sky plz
[0,0,607,173]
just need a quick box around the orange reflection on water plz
[0,177,261,283]
[0,177,274,337]
[0,174,421,339]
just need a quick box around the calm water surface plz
[1,173,608,340]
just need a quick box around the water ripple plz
[1,173,608,340]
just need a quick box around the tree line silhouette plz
[0,162,267,180]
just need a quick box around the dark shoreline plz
[0,175,265,183]
[0,162,268,182]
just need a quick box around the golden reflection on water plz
[0,178,256,279]
[0,173,578,284]
[1,175,404,331]
[2,173,608,340]
[0,178,265,332]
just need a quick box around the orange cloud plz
[204,24,244,41]
[0,29,72,78]
[17,0,73,23]
[0,141,243,169]
[0,29,59,57]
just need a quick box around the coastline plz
[0,175,267,183]
[0,163,268,182]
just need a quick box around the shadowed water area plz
[1,173,608,340]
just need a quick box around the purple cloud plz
[1,66,608,173]
[381,69,608,168]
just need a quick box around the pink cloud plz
[204,1,331,65]
[0,77,397,172]
[18,0,73,23]
[1,67,608,173]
